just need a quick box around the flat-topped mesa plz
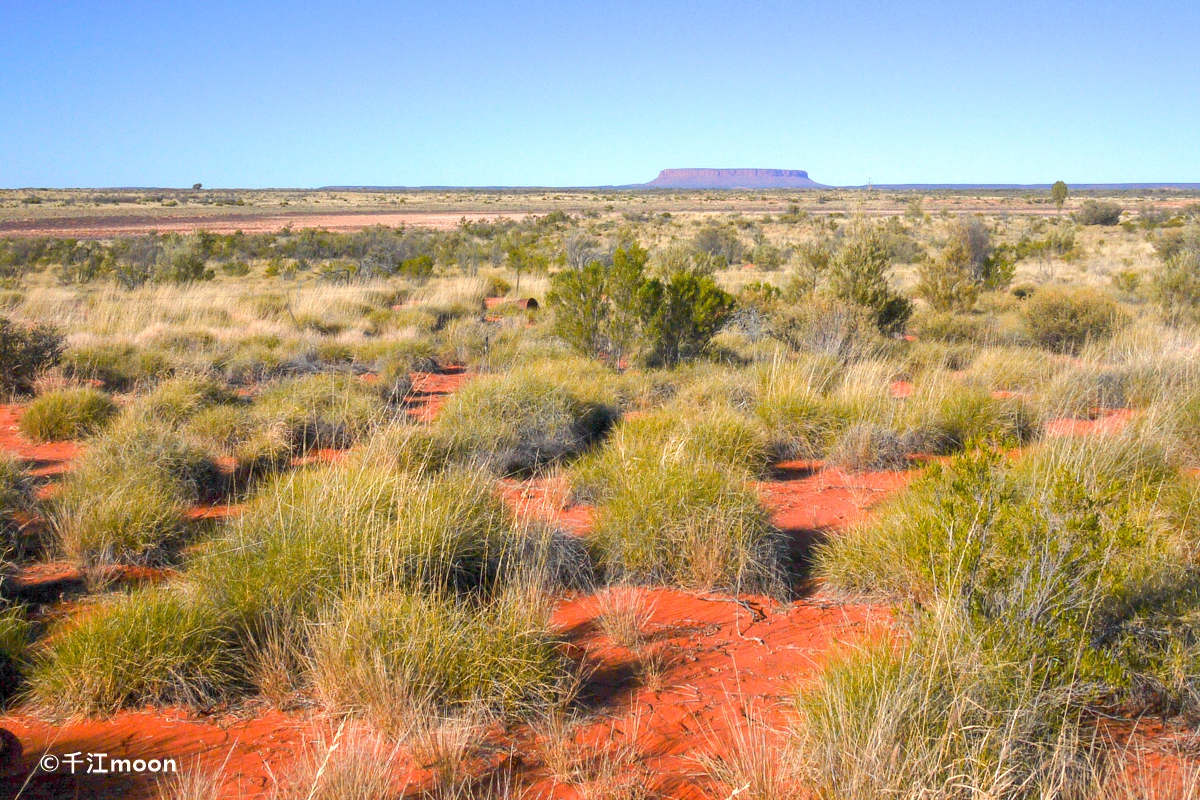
[641,168,824,189]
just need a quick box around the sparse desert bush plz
[184,404,291,474]
[825,219,912,334]
[907,309,995,344]
[765,293,887,360]
[309,586,569,725]
[0,316,63,395]
[904,379,1040,453]
[1076,199,1124,226]
[962,346,1060,392]
[1039,362,1129,418]
[29,588,238,716]
[1020,286,1121,353]
[1153,235,1200,324]
[254,373,385,452]
[51,419,220,564]
[805,437,1200,796]
[18,387,117,442]
[435,359,620,475]
[796,612,1100,800]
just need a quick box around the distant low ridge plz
[639,168,825,189]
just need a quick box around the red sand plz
[406,365,472,422]
[0,211,527,238]
[1045,407,1137,437]
[0,405,80,478]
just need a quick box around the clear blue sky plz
[2,1,1198,188]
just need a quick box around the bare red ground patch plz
[0,405,80,478]
[498,475,594,535]
[406,365,472,422]
[1045,407,1137,437]
[0,708,312,799]
[535,589,892,798]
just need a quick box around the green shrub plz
[589,455,781,592]
[29,589,238,716]
[51,420,219,564]
[435,360,619,475]
[905,381,1039,453]
[254,373,384,452]
[825,219,912,334]
[310,587,568,726]
[0,317,63,395]
[1076,200,1123,226]
[639,271,735,366]
[579,418,782,592]
[18,388,117,442]
[827,423,908,471]
[1153,247,1200,324]
[796,612,1098,799]
[819,438,1200,707]
[1020,286,1121,354]
[907,310,994,344]
[128,376,232,426]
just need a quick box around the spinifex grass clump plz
[28,588,239,716]
[50,418,221,565]
[435,358,620,475]
[576,409,783,593]
[254,373,385,452]
[34,458,579,718]
[127,375,233,425]
[804,434,1200,797]
[190,465,522,626]
[310,586,569,730]
[0,601,32,701]
[18,387,117,442]
[0,452,33,554]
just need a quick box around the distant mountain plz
[639,168,825,189]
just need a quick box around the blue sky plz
[2,1,1198,188]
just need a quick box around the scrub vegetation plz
[2,187,1200,796]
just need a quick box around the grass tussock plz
[0,601,32,702]
[309,586,569,727]
[434,358,620,475]
[50,418,221,565]
[254,373,385,452]
[804,433,1200,797]
[18,387,117,442]
[0,452,33,554]
[29,588,238,716]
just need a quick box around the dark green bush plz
[0,317,63,394]
[1075,200,1123,226]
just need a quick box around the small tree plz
[1051,181,1068,213]
[826,219,911,334]
[916,236,978,311]
[546,262,609,357]
[639,272,735,367]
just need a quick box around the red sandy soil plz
[1044,407,1137,437]
[0,406,80,479]
[406,366,472,422]
[0,212,527,238]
